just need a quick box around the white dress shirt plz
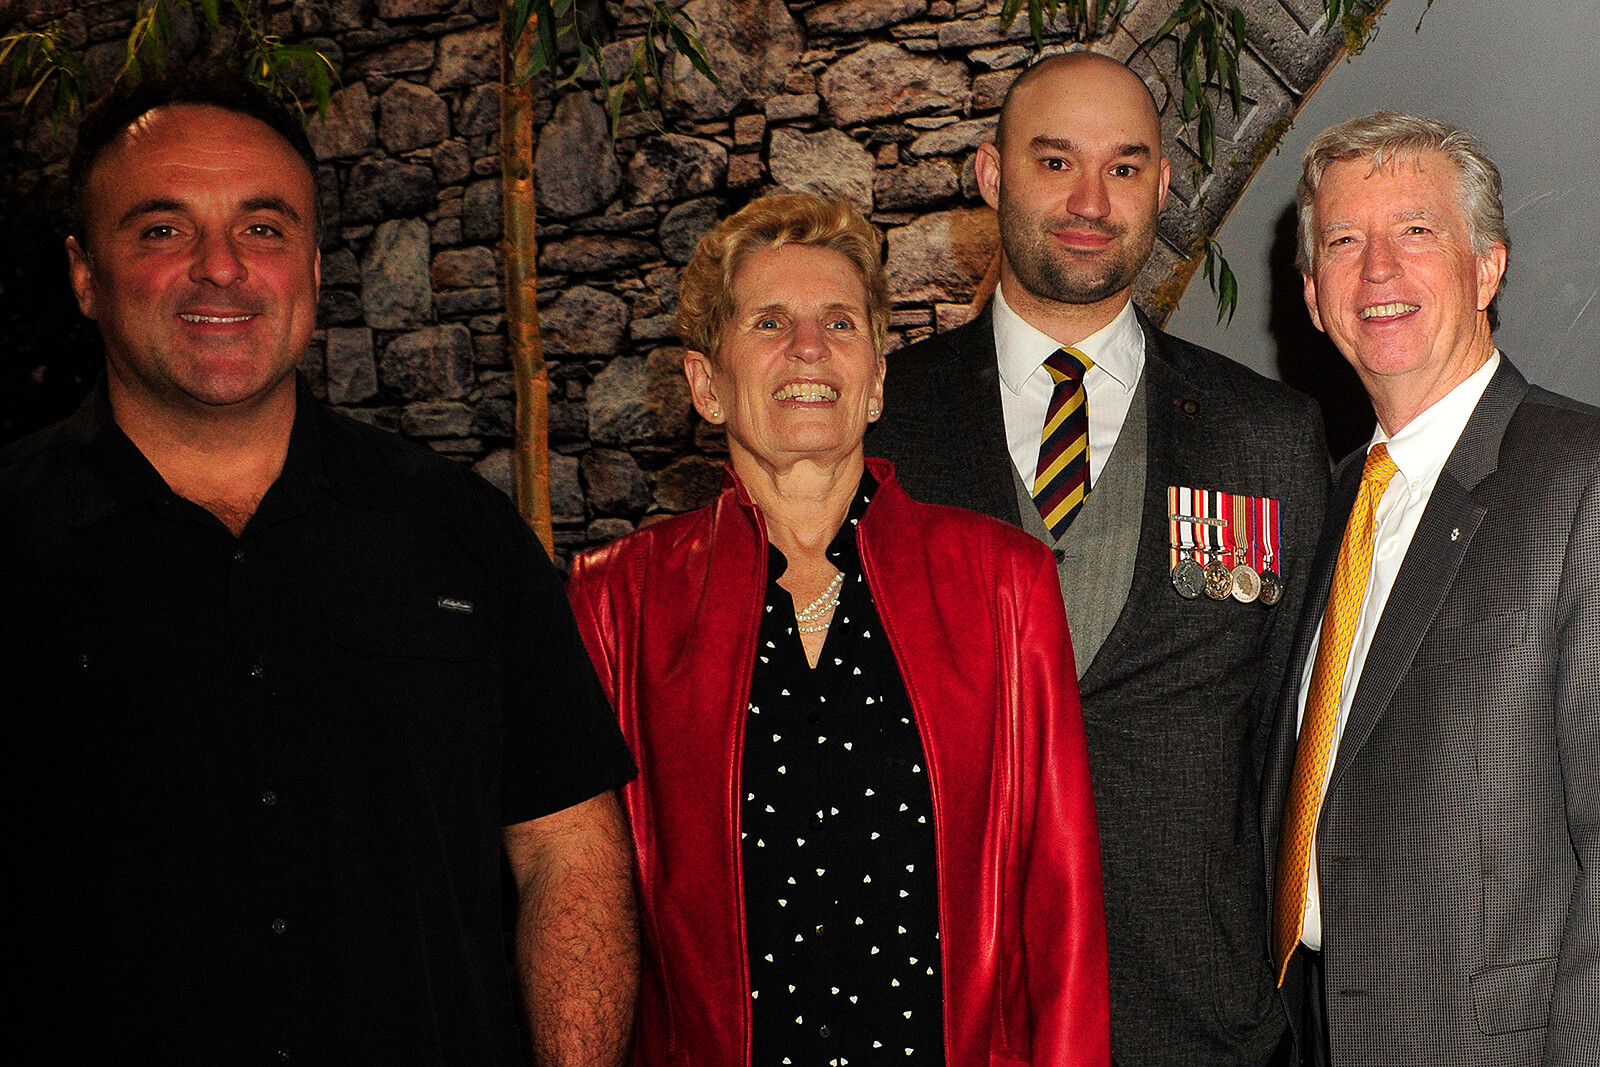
[992,284,1145,492]
[1296,351,1501,950]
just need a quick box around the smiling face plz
[1303,150,1505,430]
[68,103,321,420]
[977,54,1170,325]
[684,243,884,476]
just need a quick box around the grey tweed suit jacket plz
[867,307,1330,1066]
[1260,358,1600,1065]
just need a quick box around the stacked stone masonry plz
[7,0,1350,563]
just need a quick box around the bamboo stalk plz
[501,4,553,553]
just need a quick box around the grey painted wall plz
[1167,0,1600,457]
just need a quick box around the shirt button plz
[233,549,246,563]
[814,923,825,936]
[1053,547,1066,564]
[78,653,91,669]
[277,1049,291,1061]
[250,664,265,679]
[819,1025,831,1039]
[271,918,287,935]
[261,790,278,807]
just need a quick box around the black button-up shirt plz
[742,473,945,1064]
[1,383,635,1064]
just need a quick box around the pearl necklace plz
[794,571,844,633]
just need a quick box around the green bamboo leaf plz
[999,0,1025,29]
[551,40,587,88]
[1219,258,1238,323]
[534,0,559,73]
[632,62,658,131]
[1198,102,1215,166]
[1181,65,1201,120]
[21,68,52,111]
[594,34,613,97]
[1179,26,1201,72]
[643,22,664,84]
[506,0,536,54]
[608,81,626,139]
[0,36,23,78]
[667,22,717,85]
[200,0,221,28]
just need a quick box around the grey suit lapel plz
[1081,317,1209,693]
[942,311,1024,525]
[1325,360,1531,796]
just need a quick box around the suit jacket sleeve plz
[1547,460,1600,1065]
[1012,547,1112,1066]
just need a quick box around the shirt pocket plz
[321,592,504,733]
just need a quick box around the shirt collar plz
[1371,350,1501,490]
[77,375,331,529]
[992,284,1145,395]
[765,468,878,581]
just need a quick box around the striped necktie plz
[1272,443,1400,985]
[1033,347,1094,539]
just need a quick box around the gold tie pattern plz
[1272,443,1400,986]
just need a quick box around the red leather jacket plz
[568,460,1110,1066]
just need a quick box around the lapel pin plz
[1450,527,1460,541]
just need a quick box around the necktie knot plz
[1044,347,1093,386]
[1362,442,1400,492]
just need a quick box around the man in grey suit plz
[868,53,1329,1065]
[1261,111,1599,1065]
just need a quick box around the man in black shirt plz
[0,70,638,1064]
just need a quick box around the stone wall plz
[5,0,1354,563]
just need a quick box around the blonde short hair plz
[1296,110,1509,279]
[677,193,889,358]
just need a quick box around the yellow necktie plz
[1273,443,1400,985]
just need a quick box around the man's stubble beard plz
[997,195,1157,307]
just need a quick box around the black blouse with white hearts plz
[741,472,944,1066]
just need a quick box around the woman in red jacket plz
[567,194,1110,1066]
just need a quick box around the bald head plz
[975,50,1171,338]
[995,53,1163,153]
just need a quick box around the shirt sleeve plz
[497,508,637,826]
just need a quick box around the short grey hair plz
[1295,110,1509,280]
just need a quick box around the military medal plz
[1168,487,1206,599]
[1203,558,1234,599]
[1230,492,1261,603]
[1256,493,1284,606]
[1173,557,1204,599]
[1194,489,1231,599]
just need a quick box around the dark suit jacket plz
[868,307,1330,1066]
[1261,358,1600,1065]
